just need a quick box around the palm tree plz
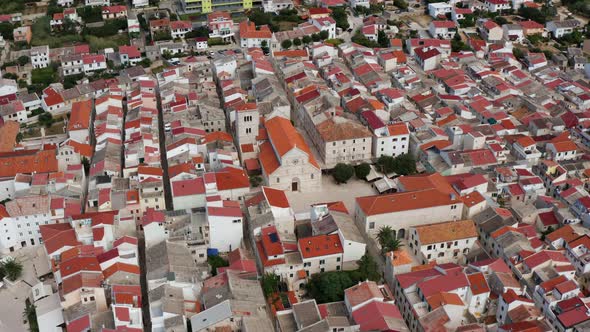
[388,238,404,252]
[2,259,23,281]
[377,226,393,245]
[23,301,38,332]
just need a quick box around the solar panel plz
[269,232,279,243]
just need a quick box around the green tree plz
[249,175,263,187]
[512,47,525,59]
[355,163,371,180]
[377,30,389,48]
[357,254,380,281]
[392,153,417,175]
[319,30,329,40]
[261,272,280,297]
[247,9,273,26]
[16,132,23,143]
[81,156,90,175]
[139,58,152,68]
[306,271,355,303]
[281,39,292,49]
[332,163,354,184]
[207,255,229,276]
[493,16,508,25]
[377,155,395,174]
[312,33,321,42]
[17,56,29,67]
[330,7,349,30]
[293,37,302,46]
[451,34,470,52]
[302,35,312,44]
[38,112,54,129]
[1,259,23,281]
[393,0,408,10]
[261,40,270,54]
[23,300,38,332]
[0,22,14,40]
[377,226,404,253]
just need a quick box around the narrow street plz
[155,83,174,211]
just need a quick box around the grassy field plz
[277,21,298,31]
[86,34,130,52]
[0,0,25,15]
[31,16,83,48]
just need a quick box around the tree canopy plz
[333,163,355,184]
[355,163,371,180]
[1,259,23,281]
[377,154,417,175]
[377,226,403,254]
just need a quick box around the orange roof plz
[138,165,163,177]
[68,100,92,131]
[427,292,464,309]
[0,149,58,177]
[516,136,535,147]
[273,49,308,58]
[298,234,343,258]
[239,20,272,39]
[468,272,490,295]
[203,131,233,144]
[356,188,463,216]
[344,281,383,307]
[550,140,577,153]
[546,225,579,243]
[262,186,290,208]
[397,173,457,197]
[387,123,409,136]
[103,262,140,279]
[265,116,319,169]
[259,141,281,174]
[387,249,413,266]
[414,220,477,244]
[66,140,93,158]
[0,121,19,152]
[461,191,486,208]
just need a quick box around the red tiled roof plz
[68,100,91,132]
[262,186,290,208]
[0,149,58,177]
[356,188,462,216]
[468,272,490,295]
[39,224,80,255]
[172,177,205,197]
[298,234,343,259]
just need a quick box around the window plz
[369,222,375,229]
[246,128,252,134]
[427,245,432,250]
[277,178,280,183]
[337,257,341,262]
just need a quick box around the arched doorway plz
[291,177,300,192]
[397,228,406,240]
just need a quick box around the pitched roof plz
[356,188,462,216]
[298,234,343,259]
[68,100,92,132]
[263,116,319,171]
[262,186,290,208]
[345,281,383,308]
[0,149,58,177]
[414,219,477,244]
